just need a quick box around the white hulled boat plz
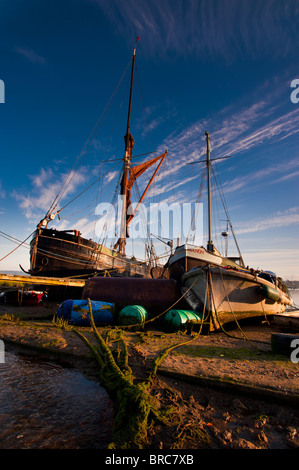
[167,132,293,331]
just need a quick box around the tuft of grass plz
[0,312,22,322]
[52,313,69,329]
[177,345,271,361]
[171,423,211,449]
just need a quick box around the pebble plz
[232,398,248,412]
[257,430,268,445]
[286,426,297,440]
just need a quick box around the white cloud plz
[105,170,119,184]
[13,168,87,221]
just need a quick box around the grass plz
[0,312,22,322]
[172,343,297,370]
[39,338,66,349]
[170,423,211,449]
[0,281,27,287]
[52,312,70,329]
[176,344,272,361]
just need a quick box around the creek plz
[0,350,113,448]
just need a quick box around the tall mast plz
[125,39,137,150]
[205,131,214,252]
[118,37,138,256]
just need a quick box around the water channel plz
[0,350,113,449]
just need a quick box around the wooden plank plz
[0,273,86,287]
[271,311,299,332]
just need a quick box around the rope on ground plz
[116,275,202,331]
[68,295,213,448]
[149,286,208,381]
[70,299,171,448]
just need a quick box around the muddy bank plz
[0,301,298,449]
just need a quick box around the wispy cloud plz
[0,180,5,199]
[12,168,86,221]
[105,170,119,184]
[154,84,299,198]
[93,0,298,60]
[274,170,299,183]
[235,207,299,235]
[15,46,46,64]
[221,155,299,195]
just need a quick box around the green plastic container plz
[259,284,280,302]
[163,309,203,332]
[118,305,148,326]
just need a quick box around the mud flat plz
[0,301,298,449]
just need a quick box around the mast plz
[118,37,138,256]
[205,131,214,252]
[114,37,167,257]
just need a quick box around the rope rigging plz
[211,164,244,264]
[0,231,35,263]
[58,159,122,220]
[1,41,168,270]
[186,138,243,263]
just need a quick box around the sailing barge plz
[28,40,168,279]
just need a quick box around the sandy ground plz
[0,300,298,449]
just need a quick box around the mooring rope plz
[211,266,263,349]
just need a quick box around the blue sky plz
[0,0,298,279]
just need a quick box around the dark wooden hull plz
[29,228,164,279]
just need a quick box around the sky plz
[0,0,298,280]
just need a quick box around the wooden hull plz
[82,277,187,312]
[182,266,293,331]
[271,311,299,332]
[29,228,163,279]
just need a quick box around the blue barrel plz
[118,305,148,326]
[163,309,203,331]
[57,299,114,326]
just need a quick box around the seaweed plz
[71,298,210,449]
